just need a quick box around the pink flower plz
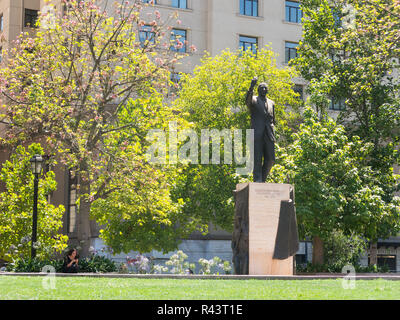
[175,40,183,49]
[155,57,164,65]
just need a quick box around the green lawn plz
[0,276,399,300]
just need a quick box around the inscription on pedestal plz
[254,189,284,199]
[232,182,297,276]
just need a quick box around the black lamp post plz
[30,154,44,259]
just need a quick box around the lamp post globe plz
[30,154,43,175]
[30,154,44,259]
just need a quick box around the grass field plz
[0,276,400,300]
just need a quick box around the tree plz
[293,0,400,264]
[295,0,400,130]
[172,48,301,231]
[90,94,201,254]
[0,143,67,261]
[270,108,400,264]
[0,0,195,256]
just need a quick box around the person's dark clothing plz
[246,88,276,182]
[62,256,79,273]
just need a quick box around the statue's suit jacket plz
[245,90,276,143]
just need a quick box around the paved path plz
[2,272,400,280]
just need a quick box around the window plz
[62,0,79,15]
[285,1,302,23]
[67,170,78,234]
[24,9,39,28]
[63,2,71,16]
[329,97,346,111]
[170,29,187,52]
[285,41,298,63]
[294,84,304,101]
[329,48,345,62]
[295,254,307,266]
[368,255,397,272]
[332,8,342,28]
[239,35,258,54]
[171,72,181,84]
[172,0,187,9]
[240,0,258,17]
[139,25,155,47]
[0,14,3,32]
[169,72,182,94]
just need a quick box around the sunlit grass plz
[1,276,399,300]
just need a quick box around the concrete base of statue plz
[232,182,299,275]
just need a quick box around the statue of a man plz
[245,77,275,183]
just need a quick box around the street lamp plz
[30,154,44,259]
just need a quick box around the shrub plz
[152,264,169,274]
[165,250,195,274]
[198,257,232,275]
[323,230,367,270]
[296,262,390,274]
[78,254,118,273]
[5,254,117,273]
[125,254,152,274]
[355,264,390,273]
[5,257,63,273]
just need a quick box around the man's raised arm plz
[246,77,258,109]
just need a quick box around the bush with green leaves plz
[323,230,367,270]
[5,254,117,273]
[78,254,118,273]
[5,257,64,273]
[296,262,390,274]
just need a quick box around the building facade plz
[0,0,399,271]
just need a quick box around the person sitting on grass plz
[62,248,79,273]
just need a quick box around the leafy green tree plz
[0,144,67,261]
[172,48,301,231]
[293,0,400,263]
[270,108,400,263]
[295,0,400,130]
[0,0,194,255]
[89,95,200,254]
[294,0,400,189]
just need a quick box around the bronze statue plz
[245,77,275,182]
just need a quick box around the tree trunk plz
[369,242,378,266]
[312,236,324,265]
[76,164,93,258]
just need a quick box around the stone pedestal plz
[232,183,298,275]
